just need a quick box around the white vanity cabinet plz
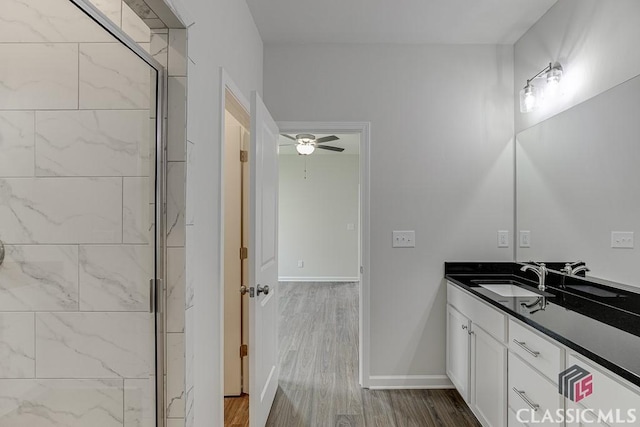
[447,282,507,427]
[446,280,640,427]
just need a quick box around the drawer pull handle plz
[513,339,540,357]
[512,388,540,411]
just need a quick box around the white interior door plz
[249,91,280,426]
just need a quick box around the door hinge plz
[240,344,248,358]
[240,150,248,163]
[240,247,248,260]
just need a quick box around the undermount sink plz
[478,284,541,298]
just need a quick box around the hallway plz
[266,282,480,427]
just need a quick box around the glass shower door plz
[0,0,162,426]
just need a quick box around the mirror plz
[516,74,640,287]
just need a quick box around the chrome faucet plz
[521,262,548,291]
[561,261,590,276]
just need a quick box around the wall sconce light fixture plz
[519,62,563,113]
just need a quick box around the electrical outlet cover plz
[498,230,509,248]
[611,231,634,248]
[392,231,415,248]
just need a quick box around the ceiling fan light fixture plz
[296,143,315,155]
[296,134,315,144]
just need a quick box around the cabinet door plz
[471,326,507,427]
[446,304,470,402]
[508,408,528,427]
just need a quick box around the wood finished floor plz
[225,394,249,427]
[265,282,481,427]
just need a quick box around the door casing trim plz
[219,68,252,426]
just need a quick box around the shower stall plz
[0,0,168,425]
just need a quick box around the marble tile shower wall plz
[0,0,187,426]
[154,25,188,427]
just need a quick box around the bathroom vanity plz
[445,262,640,427]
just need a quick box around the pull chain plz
[304,156,307,179]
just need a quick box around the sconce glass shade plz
[520,84,541,113]
[296,143,315,155]
[545,65,563,96]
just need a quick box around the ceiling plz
[245,0,557,45]
[279,133,360,156]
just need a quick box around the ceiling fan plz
[280,133,344,155]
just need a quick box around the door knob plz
[240,286,249,295]
[257,284,270,296]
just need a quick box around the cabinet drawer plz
[447,282,506,342]
[565,354,640,419]
[565,400,608,427]
[509,320,562,383]
[509,353,562,427]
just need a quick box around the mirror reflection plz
[516,73,640,287]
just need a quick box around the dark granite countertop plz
[445,262,640,388]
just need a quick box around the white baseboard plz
[278,276,360,282]
[367,375,454,390]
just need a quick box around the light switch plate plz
[392,231,415,248]
[519,230,531,248]
[611,231,634,248]
[497,230,509,248]
[297,260,304,268]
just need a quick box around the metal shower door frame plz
[66,1,168,426]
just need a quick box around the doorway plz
[220,76,282,427]
[223,87,251,426]
[277,122,371,389]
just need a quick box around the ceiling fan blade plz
[281,134,297,141]
[316,145,344,152]
[278,143,296,147]
[315,135,339,144]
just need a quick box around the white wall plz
[514,0,640,132]
[279,154,360,281]
[264,44,515,382]
[164,0,263,425]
